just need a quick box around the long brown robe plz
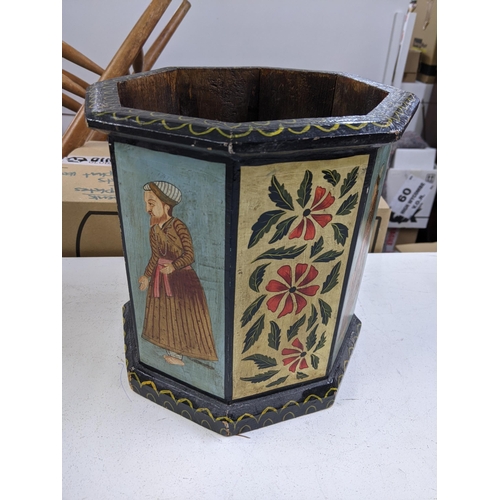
[142,217,218,361]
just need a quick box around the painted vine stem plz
[240,167,360,388]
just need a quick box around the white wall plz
[63,0,410,128]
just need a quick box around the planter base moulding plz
[124,301,361,436]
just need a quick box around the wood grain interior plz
[117,68,388,122]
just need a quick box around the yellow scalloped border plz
[127,370,339,427]
[93,110,395,138]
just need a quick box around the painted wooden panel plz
[331,145,391,364]
[113,142,226,398]
[233,155,369,399]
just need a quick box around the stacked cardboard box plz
[401,81,435,136]
[383,132,437,251]
[396,242,437,252]
[384,228,420,252]
[403,49,421,83]
[62,141,123,257]
[412,0,437,83]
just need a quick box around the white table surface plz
[62,253,437,500]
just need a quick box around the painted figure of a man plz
[139,181,218,365]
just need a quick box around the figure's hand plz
[160,263,175,275]
[139,275,149,291]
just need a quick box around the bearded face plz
[144,191,171,226]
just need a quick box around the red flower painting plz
[282,338,308,372]
[265,264,320,318]
[289,186,335,240]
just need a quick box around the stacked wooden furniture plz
[62,0,191,157]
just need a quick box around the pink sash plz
[153,258,192,297]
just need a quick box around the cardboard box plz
[411,0,437,83]
[63,140,110,160]
[369,197,390,253]
[62,142,123,257]
[385,143,436,231]
[396,242,437,252]
[383,228,419,252]
[384,166,437,229]
[382,141,437,229]
[403,48,421,83]
[392,147,436,171]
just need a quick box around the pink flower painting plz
[289,186,335,240]
[281,338,308,373]
[265,264,320,318]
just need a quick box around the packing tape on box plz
[63,155,111,166]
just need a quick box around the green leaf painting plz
[269,216,298,244]
[332,223,349,246]
[313,249,344,263]
[318,299,332,325]
[314,332,327,352]
[310,354,320,369]
[306,325,318,351]
[253,245,307,262]
[296,372,309,380]
[267,321,281,351]
[268,321,281,351]
[249,264,269,293]
[336,193,359,216]
[266,376,289,388]
[269,175,294,210]
[248,210,285,248]
[322,169,341,188]
[310,236,324,258]
[339,167,359,198]
[321,262,341,294]
[242,315,265,353]
[307,304,318,330]
[242,354,278,369]
[297,170,313,208]
[286,314,306,341]
[240,295,266,327]
[240,370,280,384]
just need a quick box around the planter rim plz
[85,66,419,154]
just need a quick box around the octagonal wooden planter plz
[85,67,418,435]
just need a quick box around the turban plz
[144,181,182,206]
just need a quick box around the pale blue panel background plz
[114,142,226,398]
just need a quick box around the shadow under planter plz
[85,67,418,435]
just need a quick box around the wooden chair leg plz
[143,0,191,71]
[133,49,144,74]
[103,0,172,77]
[62,73,87,99]
[63,93,82,113]
[62,41,105,76]
[63,0,173,157]
[62,70,90,90]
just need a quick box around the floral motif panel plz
[233,155,369,399]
